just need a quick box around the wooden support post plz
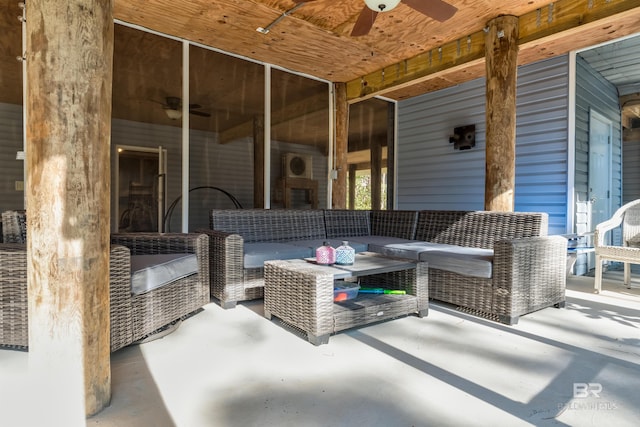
[484,15,519,212]
[253,115,265,208]
[333,82,348,209]
[348,164,357,209]
[25,0,113,420]
[371,136,382,210]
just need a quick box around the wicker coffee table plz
[263,252,428,345]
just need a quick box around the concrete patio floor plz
[1,271,639,427]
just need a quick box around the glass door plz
[116,145,167,232]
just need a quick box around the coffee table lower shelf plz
[263,256,428,345]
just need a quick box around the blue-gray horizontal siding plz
[575,56,622,233]
[397,55,570,235]
[515,57,569,232]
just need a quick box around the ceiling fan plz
[161,96,211,119]
[292,0,457,37]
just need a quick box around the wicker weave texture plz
[370,210,418,239]
[206,208,564,324]
[415,210,548,249]
[414,211,566,324]
[206,208,426,308]
[1,210,27,244]
[263,257,428,344]
[111,233,210,342]
[0,244,29,347]
[210,209,326,243]
[323,210,370,238]
[0,244,134,352]
[1,233,209,351]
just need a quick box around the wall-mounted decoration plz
[449,125,476,150]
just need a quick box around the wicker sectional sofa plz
[204,208,566,324]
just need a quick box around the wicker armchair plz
[0,210,210,351]
[594,199,640,293]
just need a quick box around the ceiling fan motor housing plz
[365,0,401,12]
[165,96,181,110]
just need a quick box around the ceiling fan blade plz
[189,109,211,118]
[188,103,202,109]
[351,7,378,37]
[402,0,457,22]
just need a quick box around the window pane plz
[112,24,183,232]
[270,69,329,209]
[0,5,25,212]
[348,98,393,210]
[188,45,264,230]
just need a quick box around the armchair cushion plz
[130,253,198,295]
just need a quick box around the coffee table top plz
[292,251,417,279]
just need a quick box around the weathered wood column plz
[26,0,113,421]
[484,15,518,211]
[333,82,348,209]
[371,136,382,210]
[348,164,357,209]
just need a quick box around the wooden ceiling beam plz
[346,0,640,103]
[347,147,388,165]
[219,90,328,144]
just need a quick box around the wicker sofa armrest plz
[108,244,134,352]
[110,233,210,341]
[197,228,245,308]
[492,235,567,323]
[0,243,29,347]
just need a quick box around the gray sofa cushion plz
[290,238,369,253]
[369,241,494,279]
[130,253,198,295]
[244,242,313,269]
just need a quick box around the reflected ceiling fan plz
[160,96,211,120]
[292,0,457,37]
